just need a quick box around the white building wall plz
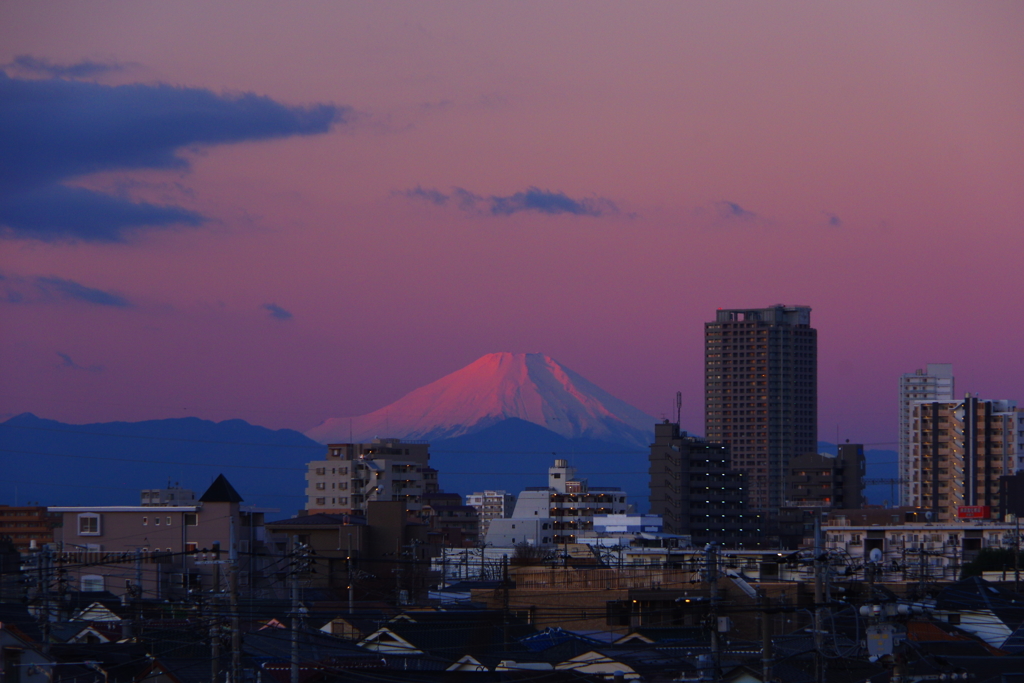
[900,364,954,506]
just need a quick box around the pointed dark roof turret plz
[200,474,243,503]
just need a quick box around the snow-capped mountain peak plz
[306,352,655,448]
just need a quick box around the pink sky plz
[2,2,1023,446]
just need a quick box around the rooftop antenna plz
[675,391,682,425]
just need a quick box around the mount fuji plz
[306,353,658,505]
[306,352,656,449]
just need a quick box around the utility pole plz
[1015,515,1020,594]
[210,613,221,683]
[347,533,354,615]
[813,517,825,683]
[918,546,926,595]
[291,536,301,683]
[501,555,510,651]
[705,544,720,682]
[229,517,241,683]
[40,546,52,655]
[760,591,772,683]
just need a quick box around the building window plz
[81,574,105,592]
[339,497,348,504]
[143,517,148,526]
[184,513,198,526]
[166,516,172,526]
[186,542,198,553]
[316,497,326,505]
[78,513,101,536]
[316,483,326,490]
[155,517,161,525]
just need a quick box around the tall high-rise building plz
[899,364,954,506]
[705,305,817,513]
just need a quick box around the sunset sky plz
[2,2,1023,447]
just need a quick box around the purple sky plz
[2,2,1023,447]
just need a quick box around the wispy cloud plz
[714,200,759,221]
[7,55,130,79]
[1,272,132,307]
[57,352,103,373]
[262,303,293,320]
[399,186,618,217]
[36,276,132,307]
[0,71,348,242]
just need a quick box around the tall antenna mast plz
[675,391,682,425]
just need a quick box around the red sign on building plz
[957,505,991,519]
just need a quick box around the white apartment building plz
[824,516,1024,583]
[899,364,954,506]
[305,438,438,515]
[488,459,629,546]
[465,490,515,535]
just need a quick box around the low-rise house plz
[48,474,274,599]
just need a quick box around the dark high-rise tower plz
[705,305,817,513]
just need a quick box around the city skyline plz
[3,3,1024,449]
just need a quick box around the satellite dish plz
[869,548,883,563]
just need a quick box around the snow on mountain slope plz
[306,352,655,448]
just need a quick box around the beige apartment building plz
[48,476,273,599]
[305,438,439,516]
[899,364,954,506]
[465,490,515,535]
[907,395,1024,522]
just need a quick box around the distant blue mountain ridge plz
[0,413,320,513]
[0,413,898,512]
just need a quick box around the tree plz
[961,548,1016,579]
[511,543,551,566]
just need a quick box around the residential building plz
[908,395,1024,521]
[648,420,761,546]
[305,438,439,516]
[264,501,434,597]
[0,505,59,552]
[823,514,1024,583]
[48,475,273,599]
[899,364,955,506]
[465,490,515,535]
[140,483,196,506]
[783,444,865,510]
[487,459,629,547]
[705,305,817,514]
[419,492,480,547]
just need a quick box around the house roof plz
[361,611,538,667]
[199,474,244,503]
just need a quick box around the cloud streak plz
[1,273,132,307]
[399,186,618,217]
[0,71,348,242]
[714,200,759,221]
[262,303,293,320]
[7,55,129,79]
[56,352,104,373]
